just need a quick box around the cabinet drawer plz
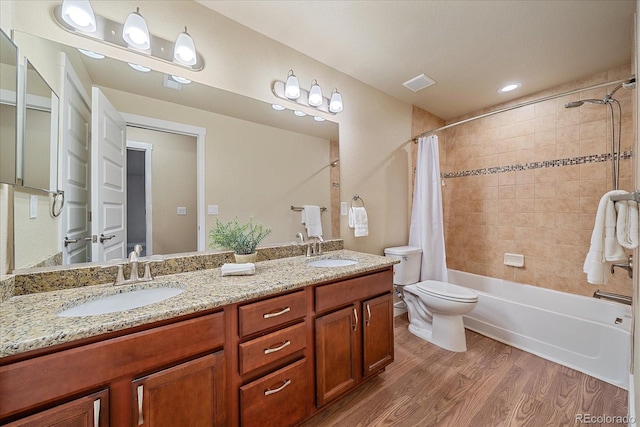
[240,358,309,427]
[239,322,306,376]
[239,291,306,337]
[315,269,393,313]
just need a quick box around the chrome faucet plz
[306,236,324,257]
[113,246,157,286]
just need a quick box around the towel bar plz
[291,205,327,212]
[610,191,640,203]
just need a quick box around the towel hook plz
[351,195,365,208]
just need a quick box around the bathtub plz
[447,269,632,389]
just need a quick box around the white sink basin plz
[57,287,184,317]
[307,258,359,268]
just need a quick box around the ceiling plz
[198,0,636,120]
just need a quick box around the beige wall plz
[13,188,58,269]
[412,65,634,298]
[127,127,198,255]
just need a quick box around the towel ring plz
[351,195,365,208]
[51,191,65,217]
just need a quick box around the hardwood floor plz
[301,314,628,427]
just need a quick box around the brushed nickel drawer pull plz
[93,399,100,427]
[352,307,358,331]
[137,385,144,425]
[264,379,291,396]
[264,340,291,355]
[366,304,371,326]
[263,306,291,319]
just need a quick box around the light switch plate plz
[207,205,219,215]
[29,195,38,219]
[341,202,348,216]
[177,206,187,215]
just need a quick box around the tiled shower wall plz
[413,65,634,297]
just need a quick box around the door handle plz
[64,236,79,247]
[99,233,116,243]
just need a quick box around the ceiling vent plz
[403,73,436,92]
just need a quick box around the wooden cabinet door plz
[362,293,394,378]
[5,389,109,427]
[315,304,359,407]
[132,352,225,427]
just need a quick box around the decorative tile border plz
[442,151,633,179]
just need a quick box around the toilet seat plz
[414,280,478,303]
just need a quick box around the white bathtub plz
[447,269,632,389]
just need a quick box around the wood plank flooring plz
[301,314,628,427]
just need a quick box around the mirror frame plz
[0,28,18,185]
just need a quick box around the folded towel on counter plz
[302,205,323,238]
[349,206,369,237]
[221,262,255,276]
[616,200,639,249]
[583,190,628,285]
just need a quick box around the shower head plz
[564,99,605,108]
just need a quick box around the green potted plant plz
[209,217,272,263]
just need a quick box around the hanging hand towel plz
[221,262,256,276]
[349,206,369,237]
[302,205,323,238]
[616,200,639,249]
[583,190,628,285]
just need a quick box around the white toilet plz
[384,246,478,352]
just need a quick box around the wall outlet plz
[177,206,187,215]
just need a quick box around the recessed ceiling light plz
[77,48,104,59]
[293,110,306,117]
[272,104,285,111]
[128,63,151,72]
[498,83,521,93]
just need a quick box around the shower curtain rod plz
[412,76,634,143]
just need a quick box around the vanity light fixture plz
[308,80,323,107]
[174,27,197,66]
[328,89,343,113]
[61,0,96,33]
[122,7,150,51]
[128,63,151,72]
[272,104,285,111]
[293,110,306,117]
[53,1,204,71]
[77,48,104,59]
[285,70,301,99]
[272,70,344,115]
[313,116,326,122]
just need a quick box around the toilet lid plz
[415,280,478,303]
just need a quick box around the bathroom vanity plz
[0,250,397,426]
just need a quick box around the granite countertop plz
[0,250,398,358]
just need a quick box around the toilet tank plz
[384,246,422,285]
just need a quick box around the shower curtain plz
[408,135,448,282]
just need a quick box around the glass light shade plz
[128,63,151,72]
[285,70,300,99]
[308,80,323,107]
[313,116,325,122]
[272,104,285,111]
[293,110,306,117]
[174,28,197,66]
[329,89,343,113]
[61,0,96,32]
[122,8,150,50]
[78,48,104,59]
[171,75,192,84]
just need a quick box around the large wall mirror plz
[0,28,18,185]
[11,31,339,271]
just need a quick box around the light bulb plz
[308,80,323,107]
[122,8,150,50]
[285,70,300,99]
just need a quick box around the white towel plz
[221,262,255,276]
[302,205,323,238]
[616,200,639,249]
[583,190,628,285]
[349,206,369,237]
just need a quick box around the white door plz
[91,87,127,262]
[61,61,91,265]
